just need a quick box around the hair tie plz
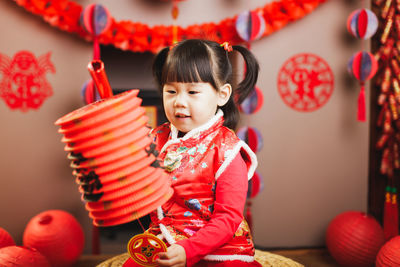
[220,42,233,52]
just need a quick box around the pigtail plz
[152,47,170,89]
[232,45,260,104]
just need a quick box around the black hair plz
[152,39,259,130]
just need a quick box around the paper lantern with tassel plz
[347,8,378,40]
[80,4,112,60]
[23,210,84,267]
[347,51,378,121]
[0,246,50,267]
[326,211,385,267]
[0,227,14,249]
[376,236,400,267]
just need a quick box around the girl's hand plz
[156,244,186,267]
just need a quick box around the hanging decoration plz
[239,86,264,115]
[0,51,55,111]
[81,79,100,105]
[235,9,266,48]
[236,125,264,232]
[12,0,327,53]
[79,4,112,60]
[347,51,378,121]
[371,0,399,242]
[346,7,379,122]
[277,53,334,112]
[79,4,111,105]
[347,8,378,40]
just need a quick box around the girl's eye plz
[166,90,176,94]
[188,91,199,95]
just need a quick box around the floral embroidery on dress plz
[164,150,183,172]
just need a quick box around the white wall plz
[0,0,369,253]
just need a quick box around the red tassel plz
[93,37,100,60]
[358,85,366,121]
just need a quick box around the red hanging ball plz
[0,246,50,267]
[23,210,85,267]
[0,227,15,249]
[376,236,400,266]
[326,211,385,267]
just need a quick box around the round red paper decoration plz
[347,51,378,121]
[0,246,50,267]
[23,210,85,267]
[326,211,385,267]
[376,236,400,266]
[240,86,264,114]
[235,10,266,42]
[347,8,378,40]
[247,171,263,199]
[80,4,111,36]
[0,227,14,249]
[81,79,100,105]
[277,53,334,112]
[236,126,263,153]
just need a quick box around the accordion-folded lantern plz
[55,90,173,227]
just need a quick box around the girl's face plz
[163,82,231,133]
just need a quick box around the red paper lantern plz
[236,126,263,153]
[347,8,378,40]
[235,10,266,42]
[347,51,378,121]
[23,210,85,267]
[326,211,385,267]
[376,236,400,266]
[0,246,50,267]
[0,227,15,249]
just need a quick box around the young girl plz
[126,39,261,267]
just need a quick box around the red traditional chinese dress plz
[146,110,259,266]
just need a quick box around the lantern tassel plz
[358,84,366,121]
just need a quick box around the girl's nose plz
[174,93,187,107]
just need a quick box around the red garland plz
[12,0,327,53]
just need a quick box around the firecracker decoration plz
[12,0,327,53]
[277,53,334,112]
[372,0,400,238]
[347,51,378,121]
[0,51,55,111]
[383,186,399,240]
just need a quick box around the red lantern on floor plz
[23,210,85,267]
[326,211,385,267]
[0,246,50,267]
[0,227,15,249]
[376,236,400,266]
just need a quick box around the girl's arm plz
[176,153,249,266]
